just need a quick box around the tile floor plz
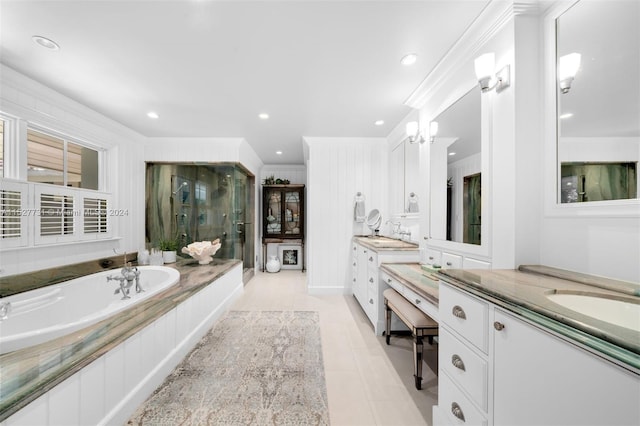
[231,270,438,426]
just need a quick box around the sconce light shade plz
[558,52,581,94]
[474,52,495,91]
[474,52,510,93]
[429,121,439,143]
[405,121,425,144]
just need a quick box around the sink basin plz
[547,292,640,331]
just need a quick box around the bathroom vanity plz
[432,266,640,426]
[351,236,420,334]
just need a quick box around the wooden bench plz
[383,288,438,390]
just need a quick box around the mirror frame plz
[543,0,640,218]
[427,82,491,258]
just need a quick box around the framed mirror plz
[555,0,639,205]
[390,127,420,215]
[429,86,483,246]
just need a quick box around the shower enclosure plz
[146,163,255,278]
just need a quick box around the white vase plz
[266,255,281,273]
[162,250,177,264]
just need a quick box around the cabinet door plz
[355,246,368,304]
[493,309,640,426]
[283,189,302,236]
[264,188,282,236]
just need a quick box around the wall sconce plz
[429,121,439,143]
[405,121,425,144]
[558,52,581,94]
[474,52,510,93]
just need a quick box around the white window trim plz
[0,179,29,249]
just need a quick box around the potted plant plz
[159,238,179,264]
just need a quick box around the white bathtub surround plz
[0,259,243,425]
[0,266,180,354]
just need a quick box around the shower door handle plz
[234,222,244,234]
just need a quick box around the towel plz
[354,193,366,222]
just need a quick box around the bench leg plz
[385,302,392,345]
[413,335,423,390]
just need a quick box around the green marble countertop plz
[353,235,419,251]
[379,263,439,307]
[0,258,241,421]
[439,267,640,372]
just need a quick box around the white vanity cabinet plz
[492,309,640,426]
[351,239,419,334]
[435,281,640,426]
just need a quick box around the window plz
[27,129,100,190]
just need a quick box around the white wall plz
[0,66,265,277]
[0,65,146,276]
[304,137,387,293]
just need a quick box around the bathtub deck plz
[0,258,242,422]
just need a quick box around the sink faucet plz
[107,252,143,299]
[398,227,412,239]
[386,220,401,236]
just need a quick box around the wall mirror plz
[429,86,482,245]
[390,134,420,215]
[556,0,639,204]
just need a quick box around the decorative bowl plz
[181,239,222,265]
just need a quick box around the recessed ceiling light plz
[559,113,573,119]
[400,53,417,66]
[276,151,283,155]
[259,113,269,120]
[448,152,456,156]
[147,111,159,119]
[32,35,60,51]
[374,120,384,126]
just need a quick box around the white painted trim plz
[542,0,640,218]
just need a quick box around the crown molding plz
[404,0,539,110]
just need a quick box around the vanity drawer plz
[439,372,487,426]
[440,327,488,410]
[425,248,442,266]
[463,257,491,270]
[381,271,404,294]
[439,283,489,353]
[442,252,462,269]
[403,286,438,323]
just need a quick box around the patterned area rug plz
[128,311,329,425]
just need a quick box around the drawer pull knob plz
[452,305,467,320]
[451,402,465,422]
[353,262,356,266]
[446,261,453,266]
[369,256,374,262]
[369,278,374,283]
[414,299,421,305]
[387,278,392,283]
[369,298,374,304]
[451,354,466,371]
[494,321,505,331]
[428,256,434,260]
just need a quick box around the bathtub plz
[0,265,180,354]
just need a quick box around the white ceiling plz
[0,0,490,164]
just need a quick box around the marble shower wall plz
[145,163,254,266]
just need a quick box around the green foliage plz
[159,238,179,251]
